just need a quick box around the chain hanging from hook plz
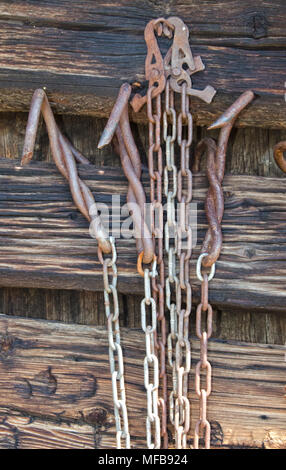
[97,16,255,449]
[100,15,216,449]
[21,89,131,449]
[193,91,254,448]
[143,16,216,449]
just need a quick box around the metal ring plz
[137,252,157,278]
[196,253,215,282]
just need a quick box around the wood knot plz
[0,334,14,357]
[85,408,107,426]
[248,13,268,39]
[210,421,224,446]
[245,247,256,259]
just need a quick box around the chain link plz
[99,236,131,449]
[141,263,161,448]
[175,82,192,449]
[165,79,192,448]
[194,253,214,449]
[145,84,167,448]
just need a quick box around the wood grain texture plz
[0,408,95,449]
[0,314,284,449]
[0,112,285,346]
[0,159,286,311]
[0,1,284,128]
[1,289,286,345]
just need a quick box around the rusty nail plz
[208,90,255,130]
[97,83,132,149]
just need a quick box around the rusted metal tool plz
[164,17,216,103]
[130,18,173,113]
[273,141,286,173]
[131,16,216,113]
[98,83,154,264]
[21,88,111,254]
[193,90,255,267]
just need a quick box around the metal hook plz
[98,84,154,264]
[21,88,111,254]
[194,90,255,267]
[273,141,286,173]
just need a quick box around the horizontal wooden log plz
[0,1,284,128]
[0,314,284,449]
[0,159,286,311]
[0,408,95,449]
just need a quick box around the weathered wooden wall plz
[0,112,285,346]
[0,0,285,450]
[0,315,284,449]
[1,161,286,310]
[0,1,284,128]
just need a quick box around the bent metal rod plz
[21,88,111,255]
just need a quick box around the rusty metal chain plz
[192,91,254,448]
[194,254,215,448]
[174,82,193,448]
[165,80,192,449]
[99,237,131,449]
[143,16,216,449]
[21,26,256,450]
[146,78,168,448]
[165,78,179,440]
[141,260,161,448]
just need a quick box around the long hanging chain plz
[274,141,286,173]
[194,256,215,448]
[20,89,132,449]
[164,78,179,443]
[175,82,193,448]
[193,91,254,448]
[145,85,165,449]
[99,237,131,449]
[141,259,161,448]
[165,79,192,448]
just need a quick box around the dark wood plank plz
[0,315,285,448]
[1,288,286,345]
[0,1,284,128]
[0,159,285,311]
